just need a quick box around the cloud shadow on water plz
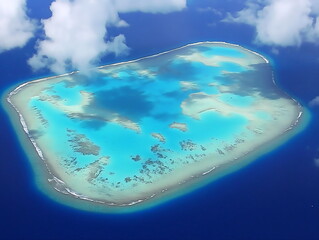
[216,63,283,100]
[90,86,154,121]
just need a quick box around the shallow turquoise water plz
[24,43,271,188]
[45,81,83,106]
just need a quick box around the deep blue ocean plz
[0,1,318,239]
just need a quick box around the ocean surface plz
[1,1,319,239]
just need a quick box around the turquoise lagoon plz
[6,42,304,210]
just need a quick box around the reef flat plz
[5,42,305,211]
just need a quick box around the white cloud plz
[114,0,186,14]
[224,2,261,25]
[224,0,319,47]
[311,0,319,14]
[0,0,36,52]
[271,48,279,55]
[28,0,123,73]
[309,96,319,107]
[197,7,222,17]
[105,34,130,57]
[314,158,319,167]
[28,0,187,73]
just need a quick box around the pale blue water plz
[220,62,246,73]
[255,111,272,121]
[218,93,254,107]
[182,112,248,140]
[200,46,245,58]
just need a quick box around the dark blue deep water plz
[0,1,318,239]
